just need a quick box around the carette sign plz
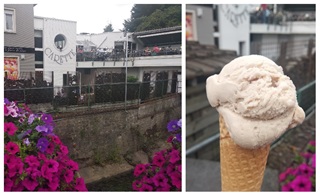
[44,48,76,65]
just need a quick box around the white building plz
[34,16,77,88]
[186,4,315,59]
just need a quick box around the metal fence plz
[4,79,181,110]
[77,48,181,62]
[250,39,315,62]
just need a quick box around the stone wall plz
[49,94,181,170]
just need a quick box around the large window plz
[4,8,16,33]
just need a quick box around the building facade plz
[34,16,77,88]
[4,4,35,80]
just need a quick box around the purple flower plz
[177,119,182,127]
[28,114,36,124]
[134,164,146,177]
[175,133,181,142]
[35,125,48,133]
[24,138,30,146]
[37,137,49,153]
[41,113,53,124]
[290,175,312,191]
[153,154,165,167]
[167,120,179,132]
[153,173,168,187]
[4,98,10,105]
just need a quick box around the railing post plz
[88,83,91,108]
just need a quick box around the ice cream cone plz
[219,115,270,191]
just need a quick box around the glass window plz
[4,8,16,33]
[35,51,43,61]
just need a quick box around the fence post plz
[88,83,91,108]
[307,39,315,82]
[278,42,288,73]
[138,82,141,106]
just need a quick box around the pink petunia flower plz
[48,176,60,191]
[5,141,20,155]
[290,175,312,191]
[153,154,165,167]
[51,135,62,145]
[177,164,182,173]
[11,181,25,191]
[25,155,40,168]
[134,164,146,177]
[297,163,314,177]
[75,178,88,191]
[139,183,153,191]
[8,161,24,178]
[156,182,171,191]
[169,149,180,164]
[282,182,295,191]
[308,140,315,147]
[64,169,74,183]
[46,142,55,155]
[67,159,79,171]
[4,105,10,116]
[153,173,169,187]
[132,179,142,191]
[4,178,14,191]
[42,159,59,173]
[22,177,39,191]
[25,167,41,180]
[4,122,18,136]
[60,144,69,155]
[311,154,315,168]
[170,171,181,189]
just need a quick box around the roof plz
[76,40,96,47]
[186,41,237,80]
[133,26,181,36]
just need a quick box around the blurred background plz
[186,4,315,191]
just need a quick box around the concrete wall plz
[186,5,214,45]
[218,4,250,55]
[50,95,181,168]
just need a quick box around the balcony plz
[76,48,181,68]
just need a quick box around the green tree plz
[123,4,181,32]
[103,23,114,32]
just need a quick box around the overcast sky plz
[33,1,134,34]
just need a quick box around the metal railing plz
[4,79,181,111]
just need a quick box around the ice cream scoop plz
[206,55,305,149]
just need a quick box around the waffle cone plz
[219,115,270,191]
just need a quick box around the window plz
[35,51,43,61]
[4,8,16,33]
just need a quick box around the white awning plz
[137,30,181,39]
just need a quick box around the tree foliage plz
[103,23,114,32]
[123,4,181,32]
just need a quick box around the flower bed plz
[132,119,182,191]
[4,98,87,191]
[279,140,315,191]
